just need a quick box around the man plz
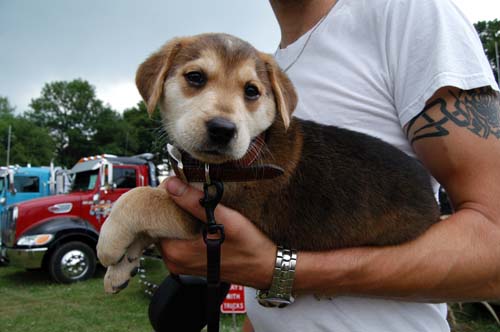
[161,0,500,331]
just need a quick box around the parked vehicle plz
[0,164,70,259]
[0,165,70,215]
[0,153,158,282]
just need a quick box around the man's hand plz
[159,177,276,290]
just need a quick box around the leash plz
[200,177,224,332]
[148,177,228,332]
[157,140,284,332]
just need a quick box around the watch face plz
[257,294,294,308]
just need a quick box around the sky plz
[1,0,499,114]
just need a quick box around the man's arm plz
[294,86,500,301]
[161,86,500,302]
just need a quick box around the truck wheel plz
[48,241,96,283]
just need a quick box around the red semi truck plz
[1,153,159,283]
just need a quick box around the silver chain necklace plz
[275,3,336,73]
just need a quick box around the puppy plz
[97,33,440,293]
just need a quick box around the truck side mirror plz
[107,165,114,189]
[99,162,114,190]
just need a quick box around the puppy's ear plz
[136,39,183,116]
[260,53,298,130]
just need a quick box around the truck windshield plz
[71,170,99,192]
[14,176,40,193]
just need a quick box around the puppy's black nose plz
[206,117,237,145]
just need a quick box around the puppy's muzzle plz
[206,117,237,146]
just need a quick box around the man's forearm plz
[294,208,500,302]
[162,175,500,302]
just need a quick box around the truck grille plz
[1,206,16,247]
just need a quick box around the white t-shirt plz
[246,0,499,331]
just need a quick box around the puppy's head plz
[136,33,297,164]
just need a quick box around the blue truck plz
[1,166,69,205]
[0,165,70,258]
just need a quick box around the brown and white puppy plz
[97,33,440,293]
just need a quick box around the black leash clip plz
[202,224,225,244]
[200,180,225,244]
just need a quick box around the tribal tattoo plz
[406,87,500,144]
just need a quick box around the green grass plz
[1,261,497,332]
[449,303,500,332]
[0,260,244,332]
[0,265,152,332]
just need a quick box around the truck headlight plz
[17,234,54,246]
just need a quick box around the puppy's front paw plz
[104,257,140,294]
[103,237,151,294]
[96,186,197,293]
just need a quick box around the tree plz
[122,102,165,157]
[474,19,500,83]
[7,117,56,165]
[11,80,167,167]
[0,96,15,118]
[0,96,15,164]
[26,79,116,166]
[92,107,130,156]
[0,96,55,166]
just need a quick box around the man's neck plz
[270,0,337,48]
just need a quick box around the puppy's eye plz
[185,71,206,87]
[244,83,260,100]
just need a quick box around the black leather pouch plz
[149,274,231,332]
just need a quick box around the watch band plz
[257,246,297,308]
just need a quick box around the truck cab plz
[0,165,70,255]
[1,154,158,283]
[0,165,70,215]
